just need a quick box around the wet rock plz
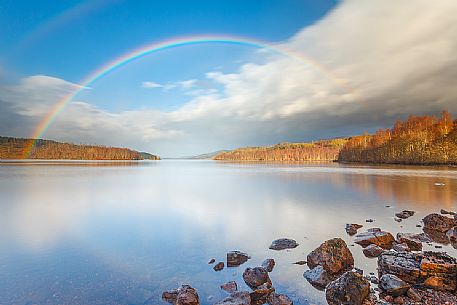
[221,281,238,294]
[249,282,275,302]
[423,228,450,245]
[440,209,456,216]
[363,244,384,258]
[446,227,457,242]
[307,238,354,274]
[392,243,410,252]
[293,260,307,265]
[379,274,410,296]
[242,267,271,290]
[354,230,395,249]
[208,258,216,264]
[395,210,415,220]
[227,251,250,267]
[345,223,363,236]
[365,275,379,285]
[393,296,404,304]
[269,238,298,250]
[261,259,275,272]
[162,285,200,305]
[423,213,456,233]
[267,293,293,305]
[377,252,421,283]
[396,233,422,251]
[214,262,225,271]
[214,291,251,305]
[325,271,370,305]
[303,265,339,290]
[424,276,454,291]
[366,219,375,223]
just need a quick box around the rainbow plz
[24,34,353,158]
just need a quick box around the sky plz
[1,0,457,157]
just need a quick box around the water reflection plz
[0,161,456,305]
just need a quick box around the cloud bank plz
[1,0,457,157]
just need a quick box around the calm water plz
[0,160,456,305]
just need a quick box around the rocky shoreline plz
[161,210,457,305]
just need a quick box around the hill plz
[338,110,457,165]
[0,136,160,160]
[185,150,231,160]
[213,139,347,162]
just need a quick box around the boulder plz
[214,262,225,271]
[325,271,370,305]
[306,238,354,274]
[221,281,238,294]
[214,291,251,305]
[227,251,250,267]
[362,244,384,258]
[267,293,293,305]
[303,265,339,290]
[269,238,299,250]
[377,252,421,283]
[396,233,422,251]
[423,213,455,233]
[345,224,363,236]
[379,274,410,296]
[354,230,395,249]
[243,267,271,289]
[162,285,200,305]
[261,259,276,272]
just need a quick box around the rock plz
[249,282,275,302]
[393,296,404,304]
[307,238,354,274]
[379,274,410,296]
[208,258,216,264]
[446,227,457,241]
[242,267,271,290]
[214,291,251,305]
[395,210,415,219]
[261,259,275,272]
[214,262,225,271]
[325,271,370,305]
[269,238,299,250]
[366,219,375,223]
[345,224,363,236]
[363,244,384,258]
[406,288,421,301]
[392,243,410,252]
[303,265,339,290]
[365,275,379,284]
[423,213,455,233]
[440,209,456,216]
[221,281,238,293]
[267,293,293,305]
[423,228,450,244]
[227,251,250,267]
[293,260,307,265]
[162,285,199,305]
[396,233,422,251]
[378,251,457,291]
[354,230,395,249]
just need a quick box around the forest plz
[213,139,347,162]
[0,137,160,160]
[338,110,457,164]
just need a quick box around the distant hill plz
[185,150,231,160]
[0,136,160,160]
[213,139,347,162]
[339,110,457,165]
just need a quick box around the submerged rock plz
[221,281,238,293]
[293,260,307,265]
[307,238,354,274]
[214,291,251,305]
[267,293,293,305]
[162,285,200,305]
[395,210,415,219]
[345,223,363,236]
[440,209,456,216]
[423,213,456,233]
[214,262,225,271]
[261,259,276,272]
[249,282,275,302]
[303,265,339,290]
[363,244,384,258]
[379,274,410,296]
[396,233,423,251]
[269,238,299,250]
[242,267,271,290]
[325,271,370,305]
[208,258,216,264]
[227,251,250,267]
[354,230,395,249]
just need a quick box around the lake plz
[0,160,456,305]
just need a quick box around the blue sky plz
[1,0,456,156]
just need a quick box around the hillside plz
[0,136,160,160]
[213,139,347,162]
[338,110,457,165]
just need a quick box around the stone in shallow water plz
[354,230,395,249]
[261,259,275,272]
[306,237,354,274]
[395,210,415,219]
[363,244,384,258]
[214,291,251,305]
[227,251,250,267]
[396,233,423,251]
[269,238,299,250]
[325,271,370,305]
[303,265,339,290]
[267,293,293,305]
[242,267,271,290]
[162,285,200,305]
[379,274,410,296]
[392,242,410,252]
[345,223,363,236]
[423,213,456,233]
[221,281,238,294]
[214,262,225,271]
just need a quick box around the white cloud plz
[141,81,162,88]
[2,0,457,157]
